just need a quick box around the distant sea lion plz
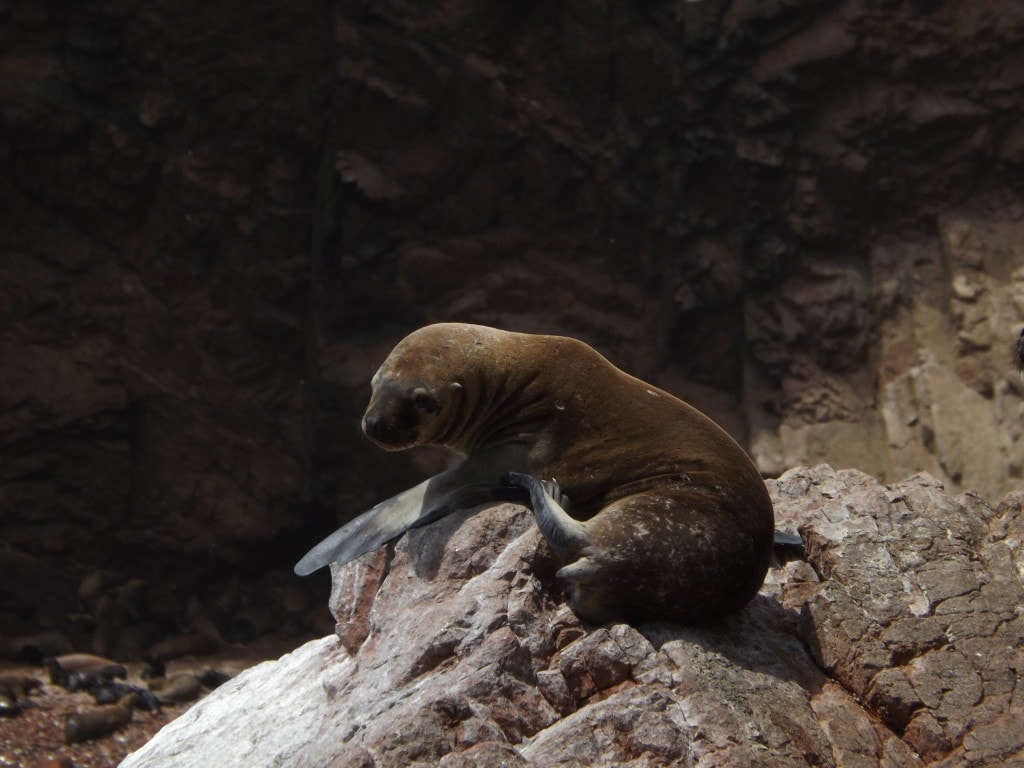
[1015,328,1024,373]
[295,323,778,623]
[0,672,42,700]
[65,693,135,744]
[90,682,161,711]
[147,673,204,704]
[47,653,124,675]
[0,672,41,716]
[146,618,222,662]
[197,667,232,689]
[44,654,126,689]
[0,696,18,718]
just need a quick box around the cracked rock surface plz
[781,467,1024,767]
[120,465,1024,767]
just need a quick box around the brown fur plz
[65,693,134,744]
[49,653,122,674]
[148,673,203,703]
[44,654,126,688]
[0,672,41,701]
[301,323,775,623]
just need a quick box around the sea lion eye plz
[411,388,440,414]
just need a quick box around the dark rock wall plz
[2,0,1023,646]
[1,0,333,643]
[315,0,1024,504]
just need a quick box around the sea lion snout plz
[362,409,416,450]
[362,377,448,450]
[362,411,384,440]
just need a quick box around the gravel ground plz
[0,679,181,768]
[0,636,314,768]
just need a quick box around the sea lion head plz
[361,324,483,451]
[362,375,460,451]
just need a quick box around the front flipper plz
[294,471,494,576]
[502,472,589,561]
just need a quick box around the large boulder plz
[120,465,1024,767]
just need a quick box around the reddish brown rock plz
[122,465,1024,767]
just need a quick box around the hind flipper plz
[773,530,801,547]
[501,472,589,561]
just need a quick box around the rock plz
[119,466,1023,767]
[782,467,1024,766]
[120,636,346,766]
[0,631,73,664]
[0,0,327,654]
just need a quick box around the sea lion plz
[65,693,135,744]
[147,673,204,704]
[0,672,41,716]
[295,323,778,623]
[0,695,18,718]
[44,654,126,689]
[146,617,222,662]
[1015,328,1024,373]
[46,653,125,675]
[0,671,42,700]
[90,682,161,711]
[197,667,232,689]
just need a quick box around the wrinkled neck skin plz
[435,349,548,458]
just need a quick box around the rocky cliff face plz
[316,0,1024,502]
[2,1,1023,647]
[1,0,337,650]
[119,466,1024,767]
